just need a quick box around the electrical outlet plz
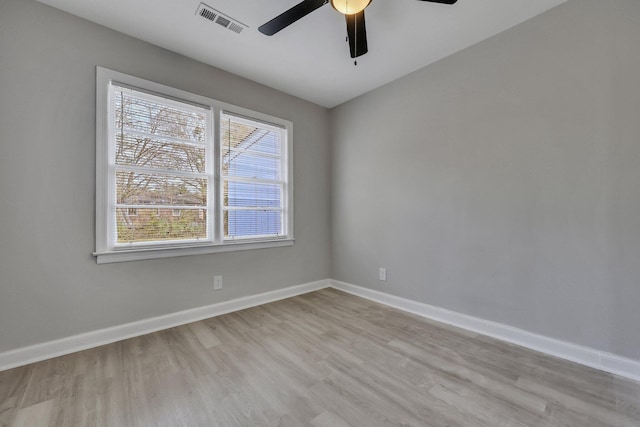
[379,268,387,281]
[213,275,223,290]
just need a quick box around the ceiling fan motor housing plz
[330,0,371,15]
[258,0,458,59]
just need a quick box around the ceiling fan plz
[258,0,459,60]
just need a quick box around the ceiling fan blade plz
[258,0,329,36]
[417,0,458,3]
[346,10,368,59]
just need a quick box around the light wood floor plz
[1,288,639,426]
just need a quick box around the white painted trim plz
[3,277,640,383]
[0,279,329,372]
[94,239,295,264]
[95,67,295,264]
[330,280,640,383]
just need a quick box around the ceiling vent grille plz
[196,3,248,34]
[199,6,217,22]
[228,22,244,34]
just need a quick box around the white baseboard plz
[331,280,640,383]
[0,279,330,371]
[3,277,640,383]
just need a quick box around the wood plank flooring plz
[1,288,639,426]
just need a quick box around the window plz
[95,67,293,263]
[221,113,287,240]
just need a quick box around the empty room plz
[1,0,639,425]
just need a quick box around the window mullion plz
[223,176,285,186]
[114,164,207,179]
[212,105,221,244]
[223,207,283,211]
[119,127,207,149]
[106,85,117,251]
[281,126,290,237]
[116,204,206,210]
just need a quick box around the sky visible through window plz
[221,114,284,239]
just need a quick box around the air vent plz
[199,7,217,22]
[196,3,248,34]
[215,16,231,28]
[228,22,244,34]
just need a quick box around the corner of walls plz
[330,279,640,383]
[5,277,640,384]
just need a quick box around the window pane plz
[225,210,282,238]
[221,115,281,155]
[116,133,205,173]
[116,208,207,243]
[116,171,207,206]
[224,181,281,208]
[114,89,206,144]
[220,113,285,239]
[222,149,280,180]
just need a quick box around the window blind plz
[96,67,294,261]
[221,112,286,239]
[111,84,211,244]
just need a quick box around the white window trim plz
[94,67,294,264]
[220,111,289,241]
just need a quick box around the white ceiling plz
[37,0,567,108]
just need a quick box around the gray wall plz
[331,0,640,360]
[0,0,331,353]
[2,0,639,363]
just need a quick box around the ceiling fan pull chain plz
[353,5,358,65]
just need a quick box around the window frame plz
[94,67,294,264]
[220,111,290,241]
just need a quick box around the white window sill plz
[93,238,295,264]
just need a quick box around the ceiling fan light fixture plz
[330,0,371,15]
